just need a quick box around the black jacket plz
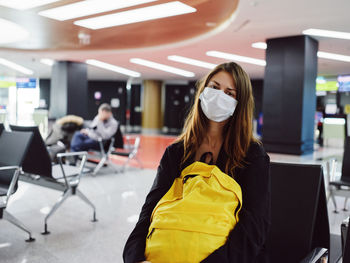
[123,141,271,263]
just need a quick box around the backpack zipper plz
[147,228,155,239]
[183,174,199,183]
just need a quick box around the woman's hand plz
[137,261,151,263]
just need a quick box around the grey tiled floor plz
[1,146,349,263]
[1,167,156,263]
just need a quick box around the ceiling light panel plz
[130,58,195,77]
[317,51,350,63]
[0,18,30,45]
[40,58,54,66]
[206,51,266,66]
[168,55,216,69]
[0,58,34,75]
[0,0,61,10]
[303,28,350,40]
[74,1,196,30]
[251,42,267,49]
[39,0,157,21]
[86,59,141,78]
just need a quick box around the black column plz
[50,61,88,119]
[262,35,318,155]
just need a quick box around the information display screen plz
[338,75,350,92]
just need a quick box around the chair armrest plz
[57,151,87,158]
[56,151,87,187]
[300,247,328,263]
[0,165,20,171]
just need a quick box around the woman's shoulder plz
[166,140,184,156]
[245,140,269,161]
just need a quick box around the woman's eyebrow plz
[211,80,220,86]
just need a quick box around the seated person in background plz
[70,103,118,152]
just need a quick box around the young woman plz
[123,62,270,263]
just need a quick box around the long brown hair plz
[177,62,259,176]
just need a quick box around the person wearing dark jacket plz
[123,62,271,263]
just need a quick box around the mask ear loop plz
[199,152,214,165]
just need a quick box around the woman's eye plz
[226,91,235,97]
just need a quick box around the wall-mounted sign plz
[16,78,36,88]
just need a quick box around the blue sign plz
[16,78,36,88]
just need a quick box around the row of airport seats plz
[0,122,143,240]
[0,123,97,241]
[45,117,143,175]
[1,122,350,262]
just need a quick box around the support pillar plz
[142,80,163,132]
[50,61,88,119]
[262,35,318,154]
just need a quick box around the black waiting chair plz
[327,136,350,213]
[266,162,330,263]
[10,125,97,235]
[0,130,34,241]
[89,125,142,174]
[0,123,4,135]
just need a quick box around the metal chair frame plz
[327,158,350,213]
[0,166,35,242]
[10,125,97,235]
[41,151,97,235]
[90,135,143,175]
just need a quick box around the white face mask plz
[199,87,238,122]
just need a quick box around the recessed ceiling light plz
[206,51,266,66]
[317,51,350,63]
[0,58,34,75]
[130,58,195,77]
[251,42,267,49]
[40,58,54,66]
[0,18,30,45]
[0,0,61,10]
[74,1,196,30]
[39,0,157,21]
[168,55,216,69]
[86,59,141,78]
[303,28,350,40]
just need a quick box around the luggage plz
[145,161,242,263]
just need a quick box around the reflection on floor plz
[110,135,177,169]
[0,137,349,263]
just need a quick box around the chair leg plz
[42,189,71,235]
[121,156,134,172]
[343,197,349,211]
[108,161,122,173]
[93,156,108,175]
[3,210,35,242]
[76,189,97,222]
[329,191,339,213]
[135,156,143,169]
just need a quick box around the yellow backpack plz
[145,161,242,263]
